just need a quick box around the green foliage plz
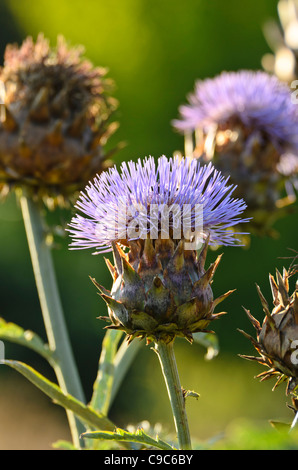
[209,419,298,450]
[0,317,55,365]
[90,329,123,414]
[0,0,297,451]
[0,324,219,450]
[82,427,176,451]
[52,440,77,450]
[193,332,219,360]
[2,360,114,432]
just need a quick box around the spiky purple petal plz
[173,70,298,153]
[68,155,249,252]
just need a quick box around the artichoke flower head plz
[0,34,119,208]
[173,70,298,237]
[69,155,249,344]
[240,267,298,397]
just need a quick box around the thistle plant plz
[68,155,249,449]
[239,265,298,430]
[172,70,298,238]
[1,5,298,452]
[0,34,119,448]
[0,33,118,208]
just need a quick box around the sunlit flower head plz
[69,155,250,343]
[240,267,298,394]
[173,70,298,153]
[68,155,249,253]
[0,34,118,208]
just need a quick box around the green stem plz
[154,340,191,450]
[90,329,123,414]
[19,190,86,447]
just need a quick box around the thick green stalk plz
[154,340,191,450]
[19,190,85,447]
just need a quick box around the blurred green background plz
[0,0,297,450]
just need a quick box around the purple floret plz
[173,70,298,153]
[68,155,249,253]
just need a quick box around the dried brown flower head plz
[0,34,119,208]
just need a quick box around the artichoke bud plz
[240,268,298,394]
[94,237,233,344]
[0,34,119,208]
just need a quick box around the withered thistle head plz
[172,70,298,237]
[240,268,298,398]
[0,34,119,208]
[68,155,249,344]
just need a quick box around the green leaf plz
[210,419,298,450]
[2,360,115,432]
[81,427,176,450]
[90,329,123,415]
[0,317,56,365]
[269,420,291,432]
[192,331,219,360]
[52,440,77,450]
[184,389,200,400]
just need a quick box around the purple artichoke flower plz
[68,155,248,344]
[68,155,249,252]
[173,70,298,153]
[172,70,298,236]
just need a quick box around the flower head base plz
[240,269,298,396]
[173,70,298,236]
[0,34,119,208]
[69,155,249,343]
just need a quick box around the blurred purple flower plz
[68,155,249,252]
[173,70,298,153]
